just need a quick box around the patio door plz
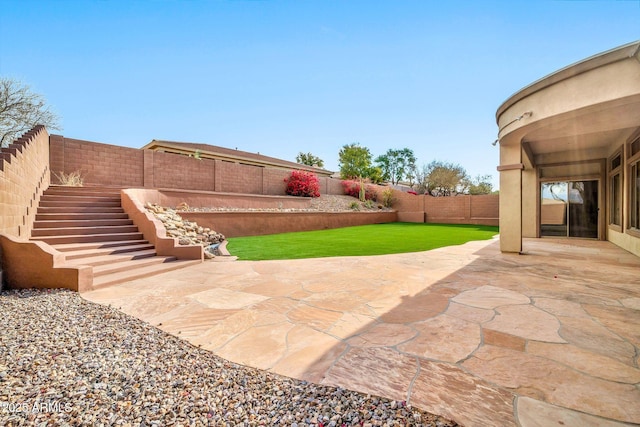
[540,180,599,238]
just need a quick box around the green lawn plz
[226,222,499,260]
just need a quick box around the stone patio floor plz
[83,237,640,426]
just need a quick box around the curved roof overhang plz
[495,41,640,163]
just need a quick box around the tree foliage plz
[338,143,372,179]
[416,160,470,196]
[468,174,493,195]
[296,152,324,168]
[0,77,60,147]
[375,148,416,185]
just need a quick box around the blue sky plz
[1,1,639,189]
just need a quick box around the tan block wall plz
[50,135,144,187]
[0,126,50,238]
[48,135,499,227]
[216,161,264,194]
[50,136,345,196]
[150,151,215,191]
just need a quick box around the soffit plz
[521,96,640,156]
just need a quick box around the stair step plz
[36,213,130,221]
[32,232,144,245]
[66,249,158,267]
[31,225,139,237]
[60,243,156,260]
[92,259,202,289]
[36,206,126,214]
[52,240,152,252]
[46,186,122,196]
[39,200,122,208]
[92,256,178,277]
[40,195,121,203]
[33,219,134,228]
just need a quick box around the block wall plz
[47,135,499,226]
[216,161,263,194]
[150,151,215,191]
[50,135,144,186]
[0,126,50,238]
[424,194,499,226]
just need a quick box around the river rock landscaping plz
[0,288,458,426]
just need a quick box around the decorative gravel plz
[0,289,458,426]
[184,195,390,213]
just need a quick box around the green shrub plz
[381,188,395,208]
[363,199,375,209]
[342,180,377,201]
[349,201,361,210]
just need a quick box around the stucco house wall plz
[496,41,640,256]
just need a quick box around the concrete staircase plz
[30,185,200,289]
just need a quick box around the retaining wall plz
[181,211,398,237]
[48,135,499,226]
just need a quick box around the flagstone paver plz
[84,237,640,426]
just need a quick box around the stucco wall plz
[496,42,640,254]
[608,228,640,257]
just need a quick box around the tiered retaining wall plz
[49,135,499,227]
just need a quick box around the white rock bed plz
[0,289,458,426]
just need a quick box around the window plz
[609,153,622,227]
[611,174,621,225]
[631,161,640,230]
[629,136,640,231]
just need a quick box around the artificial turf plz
[226,222,499,260]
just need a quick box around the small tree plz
[338,143,373,180]
[468,174,493,195]
[284,170,320,197]
[375,148,417,185]
[420,160,470,196]
[296,152,324,168]
[0,78,61,147]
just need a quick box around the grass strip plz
[226,222,498,260]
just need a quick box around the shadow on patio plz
[83,237,640,426]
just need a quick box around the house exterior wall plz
[496,41,640,256]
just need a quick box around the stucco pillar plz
[498,143,523,253]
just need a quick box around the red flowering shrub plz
[341,180,377,201]
[284,170,320,197]
[407,190,418,195]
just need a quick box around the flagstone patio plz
[83,237,640,426]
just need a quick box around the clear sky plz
[1,1,639,189]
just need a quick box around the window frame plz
[627,133,640,238]
[608,150,622,230]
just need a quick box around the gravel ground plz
[0,289,458,427]
[184,195,390,213]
